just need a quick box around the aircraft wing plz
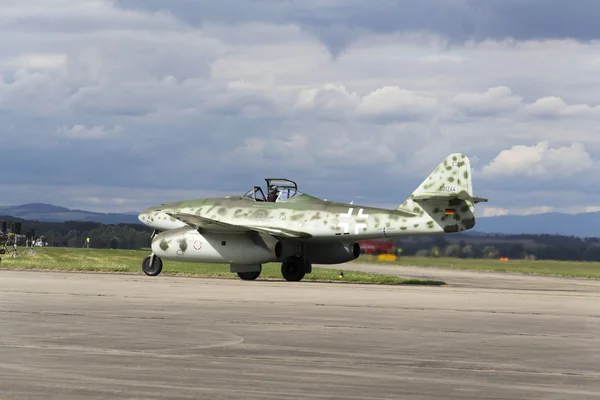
[165,212,312,239]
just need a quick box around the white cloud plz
[5,53,68,69]
[481,141,596,179]
[357,86,438,120]
[418,54,465,63]
[481,207,509,217]
[481,206,554,217]
[0,0,181,33]
[56,124,123,139]
[451,86,523,116]
[294,84,360,117]
[2,0,600,216]
[0,69,71,115]
[482,205,600,217]
[522,96,600,118]
[294,84,437,121]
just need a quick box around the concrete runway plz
[335,262,600,292]
[1,269,600,399]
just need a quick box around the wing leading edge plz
[165,212,312,239]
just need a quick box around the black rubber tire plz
[0,248,5,255]
[281,257,306,282]
[237,269,261,280]
[142,255,163,276]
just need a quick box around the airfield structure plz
[0,220,21,261]
[0,220,39,261]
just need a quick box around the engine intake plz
[304,241,361,264]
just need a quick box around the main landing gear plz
[142,254,163,276]
[237,269,261,281]
[281,256,311,282]
[233,256,311,282]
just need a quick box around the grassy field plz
[5,247,597,282]
[355,254,600,279]
[0,247,444,285]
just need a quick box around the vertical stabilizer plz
[410,153,474,201]
[398,153,487,233]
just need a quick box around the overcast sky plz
[2,0,600,217]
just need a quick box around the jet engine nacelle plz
[151,227,280,265]
[304,241,361,264]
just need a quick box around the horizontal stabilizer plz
[411,192,488,204]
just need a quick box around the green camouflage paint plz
[138,153,487,241]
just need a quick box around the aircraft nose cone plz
[138,208,154,224]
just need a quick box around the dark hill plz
[0,203,139,225]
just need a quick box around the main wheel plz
[142,255,163,276]
[281,256,306,282]
[237,269,261,281]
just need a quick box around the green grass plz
[355,254,600,279]
[0,247,444,285]
[5,247,597,282]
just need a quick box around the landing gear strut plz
[281,256,310,282]
[142,254,163,276]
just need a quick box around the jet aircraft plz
[138,153,487,282]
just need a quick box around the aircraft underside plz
[141,227,361,282]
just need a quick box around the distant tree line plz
[391,233,600,261]
[0,216,152,250]
[3,216,600,261]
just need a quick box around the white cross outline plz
[337,208,369,234]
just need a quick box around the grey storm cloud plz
[116,0,600,54]
[2,0,600,215]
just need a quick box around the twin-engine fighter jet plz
[138,153,487,282]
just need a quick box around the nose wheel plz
[142,254,163,276]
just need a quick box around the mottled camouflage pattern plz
[138,154,486,246]
[399,153,477,233]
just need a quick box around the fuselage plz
[138,193,448,241]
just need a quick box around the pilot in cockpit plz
[267,186,279,202]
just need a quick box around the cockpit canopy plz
[242,178,300,202]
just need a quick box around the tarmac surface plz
[1,268,600,399]
[335,261,600,292]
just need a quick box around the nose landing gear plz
[142,254,163,276]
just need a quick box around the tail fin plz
[398,153,487,233]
